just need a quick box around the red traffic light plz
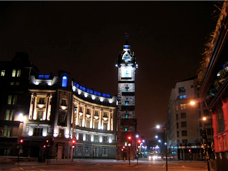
[122,146,125,149]
[71,139,76,145]
[137,139,142,144]
[43,145,46,148]
[188,149,191,153]
[19,139,23,143]
[127,136,132,140]
[46,140,49,143]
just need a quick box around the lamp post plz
[190,100,211,171]
[156,124,168,171]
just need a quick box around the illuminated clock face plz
[121,67,132,78]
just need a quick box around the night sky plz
[0,1,220,139]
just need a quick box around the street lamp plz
[190,100,211,171]
[156,124,168,171]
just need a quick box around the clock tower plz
[116,39,138,160]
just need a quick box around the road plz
[0,158,212,171]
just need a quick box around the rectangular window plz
[177,131,179,138]
[12,95,17,105]
[103,136,108,143]
[33,128,43,136]
[94,122,98,129]
[125,86,129,92]
[79,118,82,127]
[176,123,179,129]
[103,123,107,130]
[182,130,187,136]
[61,99,67,106]
[15,82,20,85]
[179,87,186,93]
[37,111,43,120]
[86,120,90,128]
[10,82,14,85]
[79,133,83,141]
[181,113,186,118]
[1,70,5,76]
[86,134,90,141]
[86,109,90,114]
[38,98,45,104]
[94,135,99,142]
[102,147,108,156]
[12,69,16,77]
[181,121,187,127]
[17,70,21,77]
[5,110,10,120]
[176,114,178,120]
[8,95,12,104]
[3,125,8,136]
[180,104,186,110]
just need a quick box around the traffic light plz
[71,139,76,148]
[19,139,23,144]
[137,139,142,145]
[43,144,46,148]
[188,149,191,153]
[121,146,126,151]
[127,136,132,146]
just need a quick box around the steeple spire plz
[125,32,129,45]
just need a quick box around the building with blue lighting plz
[0,52,117,159]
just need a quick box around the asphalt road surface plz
[0,158,212,171]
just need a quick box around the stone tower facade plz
[116,41,138,160]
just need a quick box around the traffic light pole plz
[128,146,130,166]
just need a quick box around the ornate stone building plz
[0,52,117,159]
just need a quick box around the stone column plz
[33,94,37,120]
[28,93,34,120]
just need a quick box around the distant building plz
[0,52,117,159]
[166,77,211,160]
[115,41,138,160]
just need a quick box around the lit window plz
[10,82,14,85]
[1,70,5,76]
[8,95,17,105]
[12,69,21,77]
[95,122,98,129]
[15,82,20,85]
[180,95,187,99]
[5,110,15,121]
[86,134,90,141]
[180,104,186,110]
[125,86,129,92]
[12,70,16,77]
[62,76,68,87]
